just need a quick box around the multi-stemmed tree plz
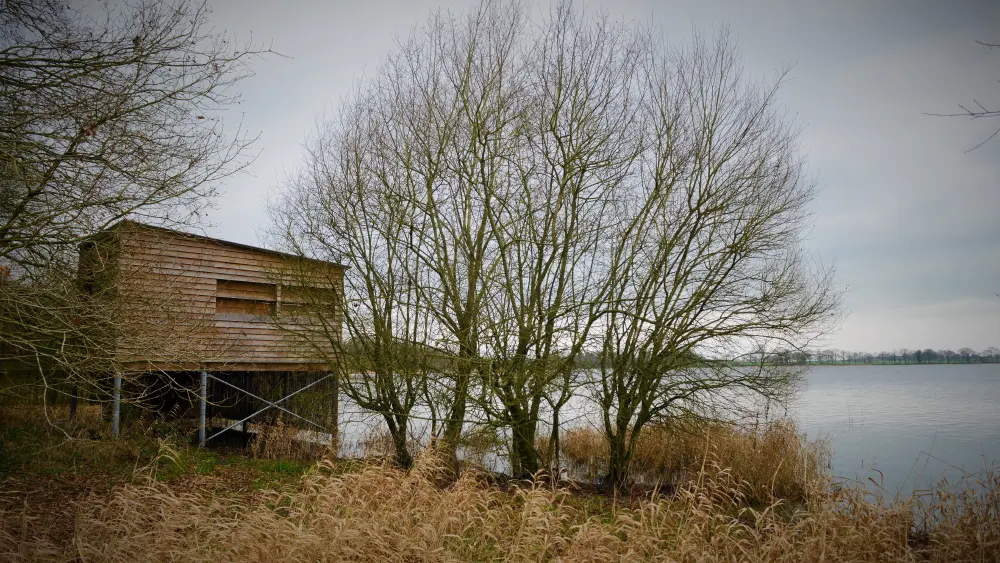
[272,1,839,485]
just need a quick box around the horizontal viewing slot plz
[216,296,273,316]
[282,285,337,305]
[213,278,335,319]
[217,279,276,301]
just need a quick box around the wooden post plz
[241,372,249,434]
[331,371,339,455]
[199,371,207,446]
[111,372,121,439]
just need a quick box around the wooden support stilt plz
[331,371,339,455]
[242,372,250,434]
[199,371,207,447]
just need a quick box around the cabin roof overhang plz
[85,219,348,271]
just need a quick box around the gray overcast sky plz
[198,0,1000,353]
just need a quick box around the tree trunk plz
[440,365,471,475]
[384,415,413,469]
[605,431,632,492]
[392,425,413,469]
[508,409,539,479]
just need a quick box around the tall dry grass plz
[250,417,334,461]
[3,417,998,562]
[548,419,828,503]
[4,443,998,562]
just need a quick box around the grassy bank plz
[1,407,998,562]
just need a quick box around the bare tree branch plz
[270,1,840,484]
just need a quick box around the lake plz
[788,364,1000,499]
[334,364,1000,498]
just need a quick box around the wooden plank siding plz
[81,221,344,373]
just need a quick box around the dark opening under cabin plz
[78,220,345,445]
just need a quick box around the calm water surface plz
[333,364,1000,496]
[789,364,1000,498]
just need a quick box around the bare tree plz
[274,3,644,475]
[898,348,909,364]
[940,349,957,364]
[273,4,521,470]
[0,0,266,274]
[985,347,1000,363]
[272,2,839,485]
[587,31,839,488]
[270,99,437,468]
[928,40,999,150]
[475,6,645,478]
[395,4,525,468]
[1,0,267,416]
[957,347,975,363]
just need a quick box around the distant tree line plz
[763,347,1000,365]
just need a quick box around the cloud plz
[200,0,1000,351]
[836,296,1000,351]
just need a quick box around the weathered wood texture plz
[80,221,344,373]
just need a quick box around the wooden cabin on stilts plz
[77,220,344,450]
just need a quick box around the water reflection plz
[333,364,1000,497]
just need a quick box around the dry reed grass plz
[549,419,828,503]
[3,443,997,562]
[1,404,105,433]
[250,417,332,461]
[3,416,998,562]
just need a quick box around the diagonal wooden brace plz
[204,373,334,443]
